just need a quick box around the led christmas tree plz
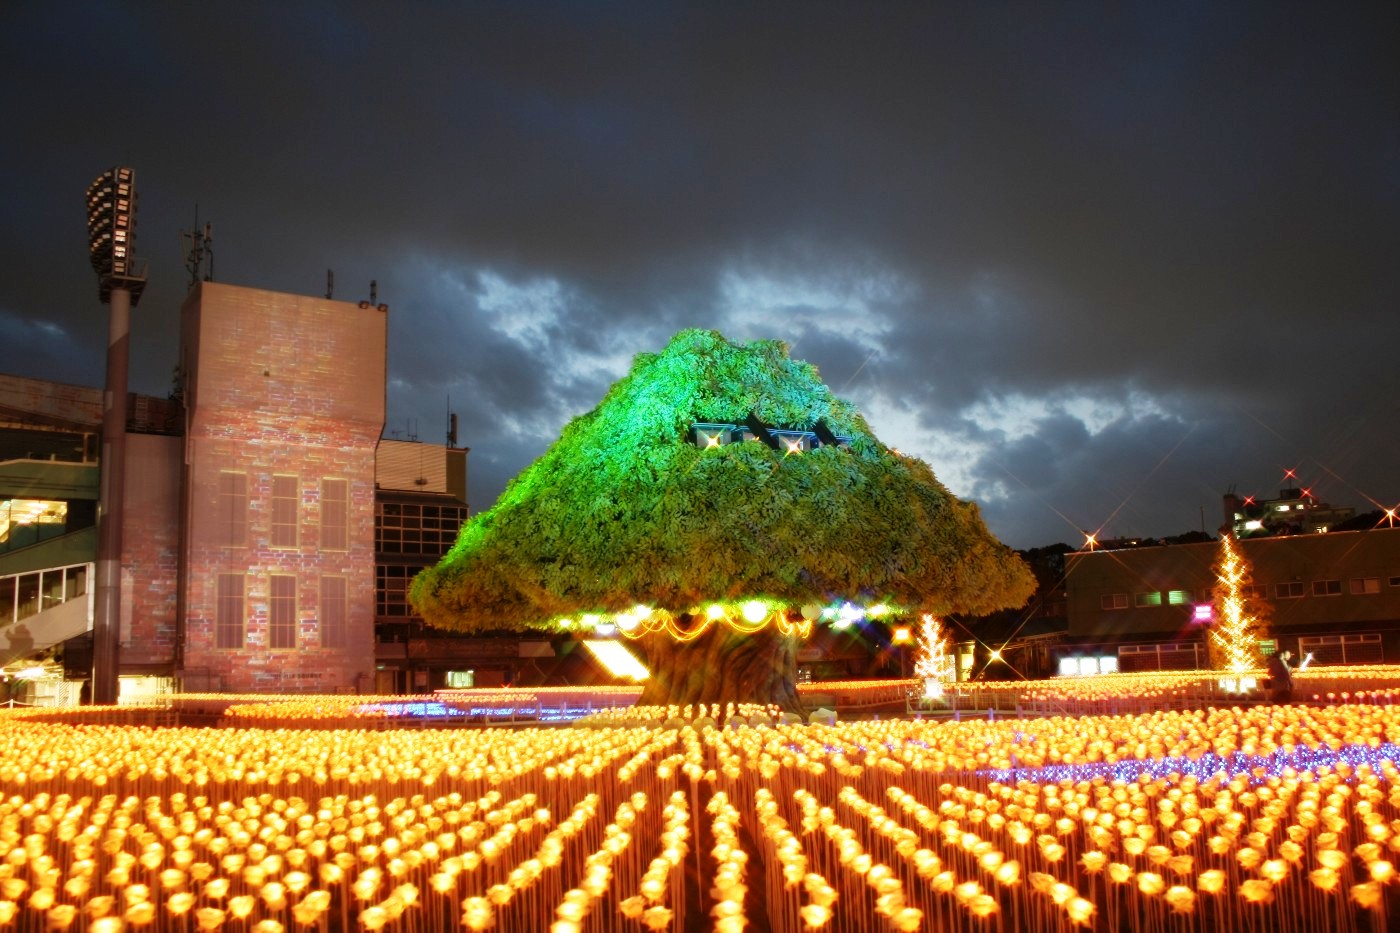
[912,613,956,699]
[1209,533,1265,683]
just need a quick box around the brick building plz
[2,281,473,698]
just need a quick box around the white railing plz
[0,562,94,633]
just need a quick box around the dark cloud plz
[2,1,1397,547]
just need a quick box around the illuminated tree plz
[912,614,956,699]
[1209,533,1268,674]
[412,330,1034,710]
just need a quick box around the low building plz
[1059,528,1400,673]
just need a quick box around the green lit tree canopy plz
[412,330,1035,634]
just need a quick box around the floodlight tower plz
[86,167,147,704]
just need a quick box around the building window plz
[1275,582,1305,599]
[322,479,348,551]
[216,573,244,649]
[1100,593,1129,610]
[321,576,347,648]
[1243,584,1268,600]
[1312,579,1342,597]
[1351,577,1381,595]
[269,575,297,649]
[1390,576,1400,588]
[376,501,468,555]
[271,475,298,548]
[1299,633,1384,666]
[218,472,247,547]
[376,564,422,618]
[1166,590,1191,605]
[1135,592,1163,608]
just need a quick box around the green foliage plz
[412,330,1035,633]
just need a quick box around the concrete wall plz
[120,432,181,669]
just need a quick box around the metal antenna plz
[179,206,214,288]
[326,269,334,299]
[370,279,378,304]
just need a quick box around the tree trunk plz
[633,620,805,715]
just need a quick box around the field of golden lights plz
[3,671,1400,932]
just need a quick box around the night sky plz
[3,3,1397,549]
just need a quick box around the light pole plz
[86,167,147,704]
[892,625,912,678]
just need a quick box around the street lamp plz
[892,626,912,677]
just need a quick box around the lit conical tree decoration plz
[1209,534,1264,676]
[913,614,956,698]
[411,329,1034,710]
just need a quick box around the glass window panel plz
[322,479,348,551]
[269,575,297,649]
[216,574,244,649]
[271,476,298,548]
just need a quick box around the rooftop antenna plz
[446,396,458,447]
[326,269,334,300]
[179,206,214,288]
[370,279,378,304]
[407,417,418,443]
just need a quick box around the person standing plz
[1265,649,1294,702]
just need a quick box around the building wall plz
[120,433,180,669]
[179,283,386,692]
[0,374,102,430]
[373,440,471,693]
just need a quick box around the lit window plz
[1077,657,1098,676]
[1193,605,1212,623]
[1135,592,1163,607]
[1098,656,1118,674]
[1058,658,1079,677]
[1166,590,1191,605]
[1351,578,1380,595]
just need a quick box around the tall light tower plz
[86,167,146,704]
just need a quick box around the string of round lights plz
[554,599,889,642]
